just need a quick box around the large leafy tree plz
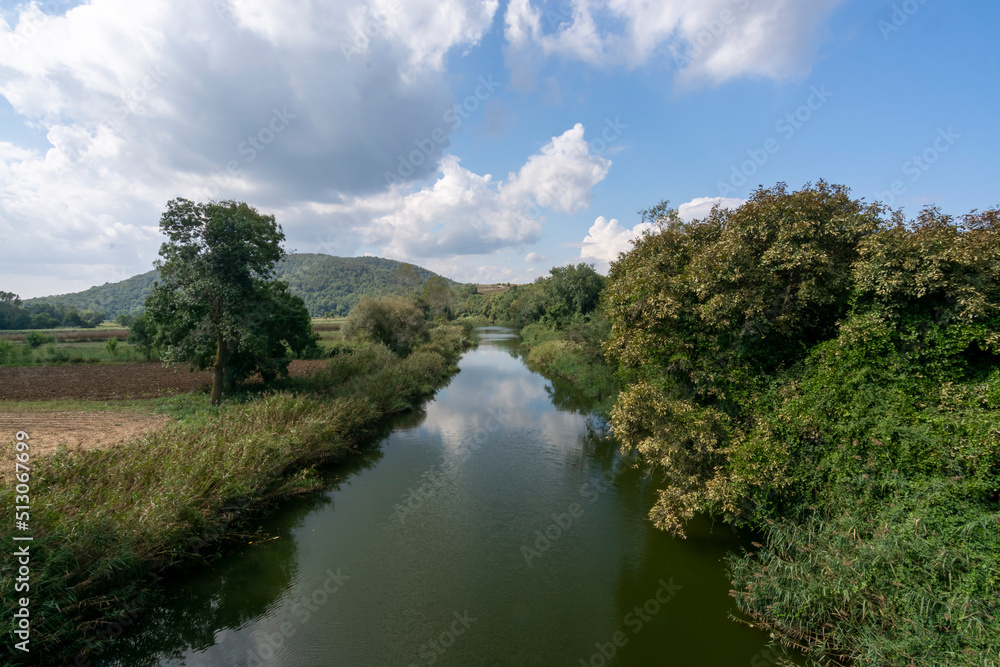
[146,198,319,403]
[603,182,885,534]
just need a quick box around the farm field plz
[0,407,170,481]
[0,359,330,401]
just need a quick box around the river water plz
[106,327,787,666]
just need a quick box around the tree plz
[603,182,884,535]
[421,275,454,320]
[145,198,319,404]
[543,263,605,325]
[395,263,422,291]
[0,292,24,330]
[126,311,157,360]
[342,294,427,355]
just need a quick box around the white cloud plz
[0,0,498,297]
[359,124,611,259]
[579,216,653,272]
[504,0,847,87]
[677,196,743,221]
[580,196,744,272]
[524,251,546,263]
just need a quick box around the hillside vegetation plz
[21,254,455,321]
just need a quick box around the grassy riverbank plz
[0,324,472,664]
[520,320,619,417]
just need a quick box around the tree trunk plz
[212,327,225,405]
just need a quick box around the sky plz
[0,0,997,298]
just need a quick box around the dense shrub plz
[602,182,1000,664]
[342,294,428,355]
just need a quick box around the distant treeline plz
[0,291,105,330]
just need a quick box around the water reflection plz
[104,327,793,666]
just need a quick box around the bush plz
[25,331,56,348]
[0,340,15,364]
[44,344,69,362]
[342,295,427,355]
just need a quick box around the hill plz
[24,254,457,318]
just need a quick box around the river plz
[105,327,788,666]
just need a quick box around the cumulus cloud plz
[0,0,498,296]
[359,123,611,259]
[504,0,847,87]
[678,196,743,221]
[580,196,743,271]
[579,216,653,272]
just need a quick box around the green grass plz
[0,324,473,663]
[520,321,619,416]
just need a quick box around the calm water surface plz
[106,327,790,666]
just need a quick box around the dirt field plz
[0,360,329,401]
[0,410,171,480]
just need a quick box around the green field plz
[0,319,349,366]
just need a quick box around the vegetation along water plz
[2,181,997,665]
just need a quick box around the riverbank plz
[519,321,619,417]
[0,324,473,664]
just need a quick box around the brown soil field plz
[0,410,171,481]
[0,360,330,401]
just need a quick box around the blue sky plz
[0,0,997,297]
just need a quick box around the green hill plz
[25,254,457,318]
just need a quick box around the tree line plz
[0,292,105,330]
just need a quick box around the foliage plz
[0,325,472,663]
[126,311,158,360]
[481,263,605,328]
[21,255,459,320]
[421,275,455,320]
[602,181,1000,664]
[342,294,428,355]
[522,316,619,415]
[267,254,455,317]
[25,331,56,348]
[0,290,106,330]
[145,198,319,403]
